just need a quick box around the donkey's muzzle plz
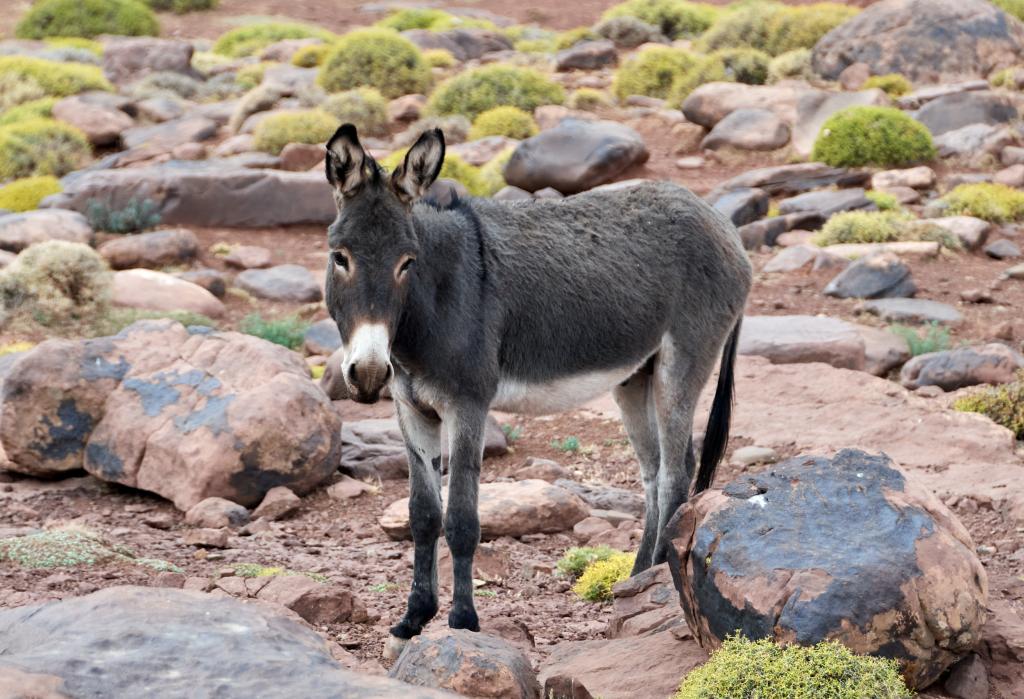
[344,358,393,403]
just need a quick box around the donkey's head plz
[323,123,445,403]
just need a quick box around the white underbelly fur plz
[491,364,641,415]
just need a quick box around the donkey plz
[322,123,752,653]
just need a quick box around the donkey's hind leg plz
[613,361,662,574]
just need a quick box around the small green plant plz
[768,48,814,82]
[423,48,456,69]
[318,28,431,99]
[253,109,337,155]
[938,182,1024,223]
[889,322,952,357]
[712,47,771,85]
[233,562,328,582]
[811,106,936,168]
[0,176,61,212]
[551,435,581,453]
[427,64,564,121]
[145,0,217,13]
[0,118,91,180]
[612,46,696,101]
[865,190,900,211]
[501,423,522,443]
[572,551,636,601]
[0,56,113,98]
[235,62,271,91]
[86,198,162,234]
[953,371,1024,439]
[239,314,310,350]
[864,73,912,97]
[474,589,497,598]
[601,0,717,39]
[557,545,618,578]
[990,65,1024,89]
[0,241,112,325]
[469,106,538,140]
[675,635,912,699]
[371,581,401,592]
[16,0,158,39]
[322,87,389,137]
[567,87,612,111]
[0,98,57,126]
[213,21,336,58]
[291,43,330,68]
[812,211,957,248]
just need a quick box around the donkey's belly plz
[491,364,641,415]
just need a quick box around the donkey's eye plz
[332,251,349,271]
[399,258,415,275]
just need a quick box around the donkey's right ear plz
[325,124,369,197]
[390,128,445,205]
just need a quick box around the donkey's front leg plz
[444,403,487,632]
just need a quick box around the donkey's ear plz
[390,128,445,205]
[326,123,370,197]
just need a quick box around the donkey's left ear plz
[390,128,445,205]
[326,123,371,198]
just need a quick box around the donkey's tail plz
[694,317,742,494]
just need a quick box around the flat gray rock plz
[237,264,323,303]
[914,90,1017,136]
[701,108,790,152]
[900,343,1024,391]
[861,298,964,325]
[738,315,866,371]
[778,188,872,218]
[709,187,769,227]
[304,318,342,356]
[0,210,94,253]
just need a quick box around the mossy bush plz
[954,372,1024,439]
[812,210,957,248]
[427,64,564,120]
[291,43,330,68]
[556,545,618,578]
[938,182,1024,223]
[0,119,91,180]
[16,0,158,39]
[0,56,113,98]
[992,0,1024,21]
[572,551,636,601]
[423,48,456,69]
[213,21,336,58]
[0,176,62,212]
[675,636,912,699]
[567,87,612,110]
[318,28,431,99]
[145,0,217,13]
[601,0,718,39]
[712,47,771,85]
[45,37,104,55]
[252,109,337,155]
[0,241,112,325]
[864,73,912,97]
[469,106,538,140]
[0,527,180,573]
[699,2,857,56]
[556,26,600,50]
[668,54,727,104]
[239,313,309,350]
[811,106,935,168]
[0,98,57,126]
[322,87,389,137]
[612,46,696,101]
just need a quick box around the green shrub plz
[811,106,935,168]
[469,106,538,140]
[253,109,337,155]
[889,322,951,357]
[699,2,857,56]
[0,241,112,324]
[0,176,62,212]
[668,54,727,104]
[556,26,600,50]
[318,28,431,99]
[990,65,1024,89]
[812,210,957,248]
[992,0,1024,21]
[0,98,57,126]
[291,43,330,68]
[675,635,912,699]
[16,0,158,39]
[572,551,636,601]
[86,198,162,234]
[938,182,1024,223]
[213,21,336,58]
[556,545,618,578]
[375,8,494,32]
[322,87,389,137]
[954,371,1024,439]
[567,87,612,110]
[514,38,556,54]
[423,48,456,68]
[0,74,46,111]
[601,0,717,39]
[233,562,327,582]
[145,0,217,12]
[130,70,202,99]
[0,118,91,180]
[863,73,912,97]
[45,37,104,55]
[698,1,782,54]
[612,46,696,101]
[865,190,900,211]
[239,313,310,349]
[0,56,113,98]
[478,147,514,196]
[712,47,771,85]
[427,64,564,120]
[235,62,271,91]
[767,48,813,82]
[551,435,581,452]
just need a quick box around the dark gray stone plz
[401,28,512,61]
[177,269,227,298]
[778,188,872,218]
[304,319,342,356]
[236,264,323,303]
[710,187,770,227]
[594,16,667,48]
[555,40,617,71]
[861,298,964,325]
[823,252,916,299]
[914,91,1017,136]
[985,238,1022,259]
[554,479,644,517]
[701,108,790,152]
[708,163,869,199]
[900,343,1024,391]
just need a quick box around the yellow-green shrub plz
[322,87,389,136]
[556,27,600,50]
[0,241,112,325]
[612,46,696,101]
[427,64,564,120]
[567,87,612,111]
[954,372,1024,439]
[990,65,1024,89]
[0,341,35,356]
[318,28,431,99]
[0,119,91,179]
[0,56,113,98]
[0,98,57,126]
[992,0,1024,21]
[768,48,813,82]
[213,21,336,58]
[45,37,104,55]
[235,62,271,91]
[865,190,900,211]
[863,73,912,97]
[556,545,618,577]
[291,43,330,68]
[469,106,538,140]
[699,2,857,57]
[668,54,727,104]
[16,0,158,39]
[572,551,635,601]
[423,49,456,68]
[811,210,957,248]
[811,106,935,168]
[601,0,718,39]
[675,636,912,699]
[713,47,771,85]
[252,109,337,155]
[939,182,1024,223]
[0,176,62,212]
[514,38,556,54]
[0,74,46,111]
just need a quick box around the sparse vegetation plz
[811,211,958,249]
[45,37,104,55]
[990,65,1024,90]
[233,562,328,582]
[318,28,432,99]
[322,87,389,136]
[239,313,310,350]
[612,46,696,101]
[427,64,564,120]
[0,241,112,325]
[87,198,162,234]
[953,371,1024,439]
[601,0,717,39]
[252,109,337,155]
[131,70,203,99]
[572,551,635,601]
[863,73,912,97]
[699,2,857,56]
[0,528,179,570]
[234,62,271,91]
[889,322,952,357]
[0,176,61,212]
[469,106,538,140]
[712,47,771,85]
[557,545,618,578]
[15,0,159,39]
[375,8,493,32]
[0,56,113,98]
[768,49,814,82]
[501,423,522,443]
[423,49,457,69]
[811,106,936,168]
[213,21,336,58]
[668,53,727,104]
[0,118,91,180]
[865,190,900,211]
[291,43,330,68]
[556,26,600,50]
[567,87,612,110]
[938,182,1024,223]
[551,435,581,453]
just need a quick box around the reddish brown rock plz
[256,575,367,626]
[608,563,679,639]
[280,142,325,172]
[252,486,301,521]
[98,229,198,270]
[112,269,226,318]
[222,245,272,270]
[182,528,229,548]
[184,497,250,529]
[900,343,1024,391]
[52,96,133,146]
[514,458,570,482]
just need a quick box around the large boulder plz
[103,37,197,85]
[0,320,341,510]
[0,210,94,253]
[738,315,866,370]
[811,0,1024,84]
[503,119,648,195]
[0,586,452,698]
[900,343,1024,391]
[665,449,988,689]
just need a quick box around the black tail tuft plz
[694,318,742,494]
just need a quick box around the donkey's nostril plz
[384,363,393,382]
[347,362,359,385]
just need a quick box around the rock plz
[985,238,1022,259]
[185,497,250,529]
[738,315,866,371]
[710,163,868,198]
[823,240,940,259]
[871,166,936,191]
[98,228,199,270]
[252,486,301,521]
[700,109,790,152]
[554,479,645,518]
[401,28,512,61]
[103,38,196,85]
[136,96,186,123]
[390,629,538,699]
[731,446,777,466]
[555,40,617,71]
[681,82,815,129]
[838,62,870,90]
[380,480,588,540]
[0,320,341,510]
[763,245,846,274]
[280,142,324,172]
[978,599,1024,698]
[0,210,94,253]
[341,419,407,480]
[896,80,991,110]
[0,250,16,268]
[823,251,916,299]
[260,38,323,63]
[118,116,218,164]
[52,95,133,146]
[573,516,613,543]
[709,187,769,226]
[503,119,648,195]
[934,123,1014,159]
[172,142,206,160]
[1005,263,1024,280]
[514,457,570,482]
[666,449,988,689]
[607,563,679,639]
[183,527,229,548]
[736,214,817,250]
[388,94,426,123]
[44,162,336,228]
[926,216,991,251]
[112,269,226,318]
[178,268,227,298]
[214,133,256,157]
[256,574,366,626]
[994,164,1024,187]
[675,156,704,169]
[1002,145,1024,165]
[791,89,890,157]
[811,0,1024,84]
[944,654,989,699]
[914,90,1018,136]
[533,105,598,132]
[223,244,273,270]
[594,16,667,49]
[861,298,964,325]
[236,264,322,303]
[493,185,533,201]
[778,187,871,218]
[857,325,911,376]
[326,475,373,500]
[304,318,342,356]
[900,343,1024,391]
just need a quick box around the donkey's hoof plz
[448,606,480,632]
[383,635,409,661]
